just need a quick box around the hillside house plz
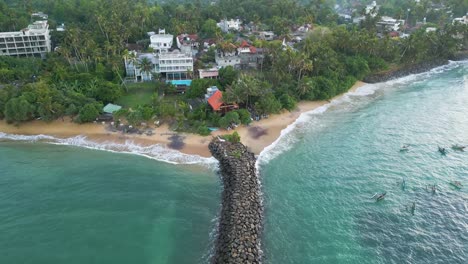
[149,29,173,53]
[217,19,242,33]
[199,68,219,79]
[177,33,199,56]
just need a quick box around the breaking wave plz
[257,59,468,166]
[0,132,218,168]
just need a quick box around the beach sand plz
[0,81,367,158]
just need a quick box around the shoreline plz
[0,81,366,159]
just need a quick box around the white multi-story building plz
[125,50,193,83]
[217,19,242,33]
[215,50,241,68]
[0,20,51,58]
[158,50,193,80]
[125,30,194,87]
[377,16,405,32]
[149,29,173,53]
[453,15,468,25]
[124,52,157,82]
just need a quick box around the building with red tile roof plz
[207,90,224,111]
[207,90,239,112]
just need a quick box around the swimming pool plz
[167,80,192,86]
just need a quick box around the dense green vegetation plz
[0,0,466,134]
[336,0,468,19]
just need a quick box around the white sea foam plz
[257,60,468,167]
[0,132,218,168]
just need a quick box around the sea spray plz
[260,61,468,264]
[0,132,218,167]
[257,60,468,166]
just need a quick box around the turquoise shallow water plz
[0,143,220,264]
[0,62,467,264]
[260,62,468,263]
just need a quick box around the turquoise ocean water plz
[0,143,220,264]
[259,61,468,264]
[0,61,467,263]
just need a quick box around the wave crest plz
[257,60,468,166]
[0,132,218,168]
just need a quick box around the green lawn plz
[116,82,156,108]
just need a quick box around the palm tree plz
[137,57,153,82]
[297,56,313,85]
[186,68,193,80]
[297,77,314,99]
[110,57,128,92]
[123,50,138,81]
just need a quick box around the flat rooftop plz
[0,21,48,37]
[150,34,173,42]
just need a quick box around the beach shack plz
[96,104,121,122]
[103,103,122,114]
[207,90,238,113]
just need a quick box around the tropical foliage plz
[0,0,466,135]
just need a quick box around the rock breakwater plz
[209,138,263,264]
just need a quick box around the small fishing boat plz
[400,145,410,152]
[451,144,466,151]
[375,192,387,202]
[372,192,387,202]
[406,202,416,215]
[450,181,462,189]
[438,146,447,155]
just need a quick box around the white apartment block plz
[149,29,173,53]
[125,29,194,83]
[0,20,51,58]
[157,50,193,74]
[125,50,193,82]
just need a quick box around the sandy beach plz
[0,81,366,158]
